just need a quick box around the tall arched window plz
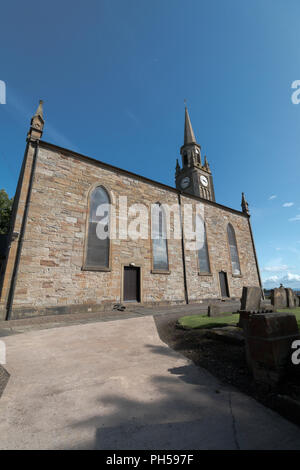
[227,223,241,275]
[196,215,210,273]
[151,203,169,272]
[84,186,110,269]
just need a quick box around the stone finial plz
[241,192,250,215]
[34,99,44,119]
[27,99,45,142]
[203,155,211,173]
[175,158,180,174]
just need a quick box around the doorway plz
[123,266,141,302]
[219,271,230,298]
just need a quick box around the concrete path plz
[0,316,300,450]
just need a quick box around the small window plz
[85,186,110,269]
[227,224,241,275]
[196,215,210,273]
[151,204,169,271]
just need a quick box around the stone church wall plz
[7,144,260,318]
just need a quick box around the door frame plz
[121,263,143,303]
[218,270,230,299]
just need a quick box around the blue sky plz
[0,0,299,288]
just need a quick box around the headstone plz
[238,310,252,329]
[240,286,262,311]
[286,288,295,308]
[271,287,288,309]
[208,304,232,317]
[243,313,300,388]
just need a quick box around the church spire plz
[184,105,197,145]
[176,104,215,202]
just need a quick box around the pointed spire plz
[184,105,197,145]
[34,99,44,119]
[241,192,250,215]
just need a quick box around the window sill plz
[198,272,213,276]
[151,270,171,275]
[82,266,111,272]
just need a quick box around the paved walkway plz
[0,316,300,450]
[0,302,240,338]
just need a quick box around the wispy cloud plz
[283,202,294,207]
[263,274,279,282]
[4,88,79,152]
[268,195,277,200]
[262,264,289,272]
[124,109,141,126]
[289,214,300,222]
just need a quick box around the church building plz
[0,102,262,320]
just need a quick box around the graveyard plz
[154,287,300,427]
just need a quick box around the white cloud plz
[268,195,277,200]
[262,265,289,272]
[283,202,294,207]
[263,272,300,289]
[263,275,279,282]
[289,214,300,222]
[286,273,300,281]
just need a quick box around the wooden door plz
[123,267,140,302]
[219,271,229,298]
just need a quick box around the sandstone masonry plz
[0,103,262,319]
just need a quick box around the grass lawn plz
[178,313,240,330]
[278,307,300,329]
[179,308,300,330]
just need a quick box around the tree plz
[0,189,13,235]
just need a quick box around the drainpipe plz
[178,193,189,304]
[6,140,40,320]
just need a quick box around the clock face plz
[200,175,208,187]
[180,176,190,189]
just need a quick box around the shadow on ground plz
[65,322,300,451]
[0,364,10,398]
[68,361,238,450]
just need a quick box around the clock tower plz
[175,106,215,202]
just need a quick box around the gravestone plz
[241,286,262,311]
[271,287,288,309]
[208,304,232,317]
[286,288,295,308]
[243,312,300,387]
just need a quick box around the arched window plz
[85,186,110,269]
[151,203,169,272]
[196,215,210,273]
[227,223,241,275]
